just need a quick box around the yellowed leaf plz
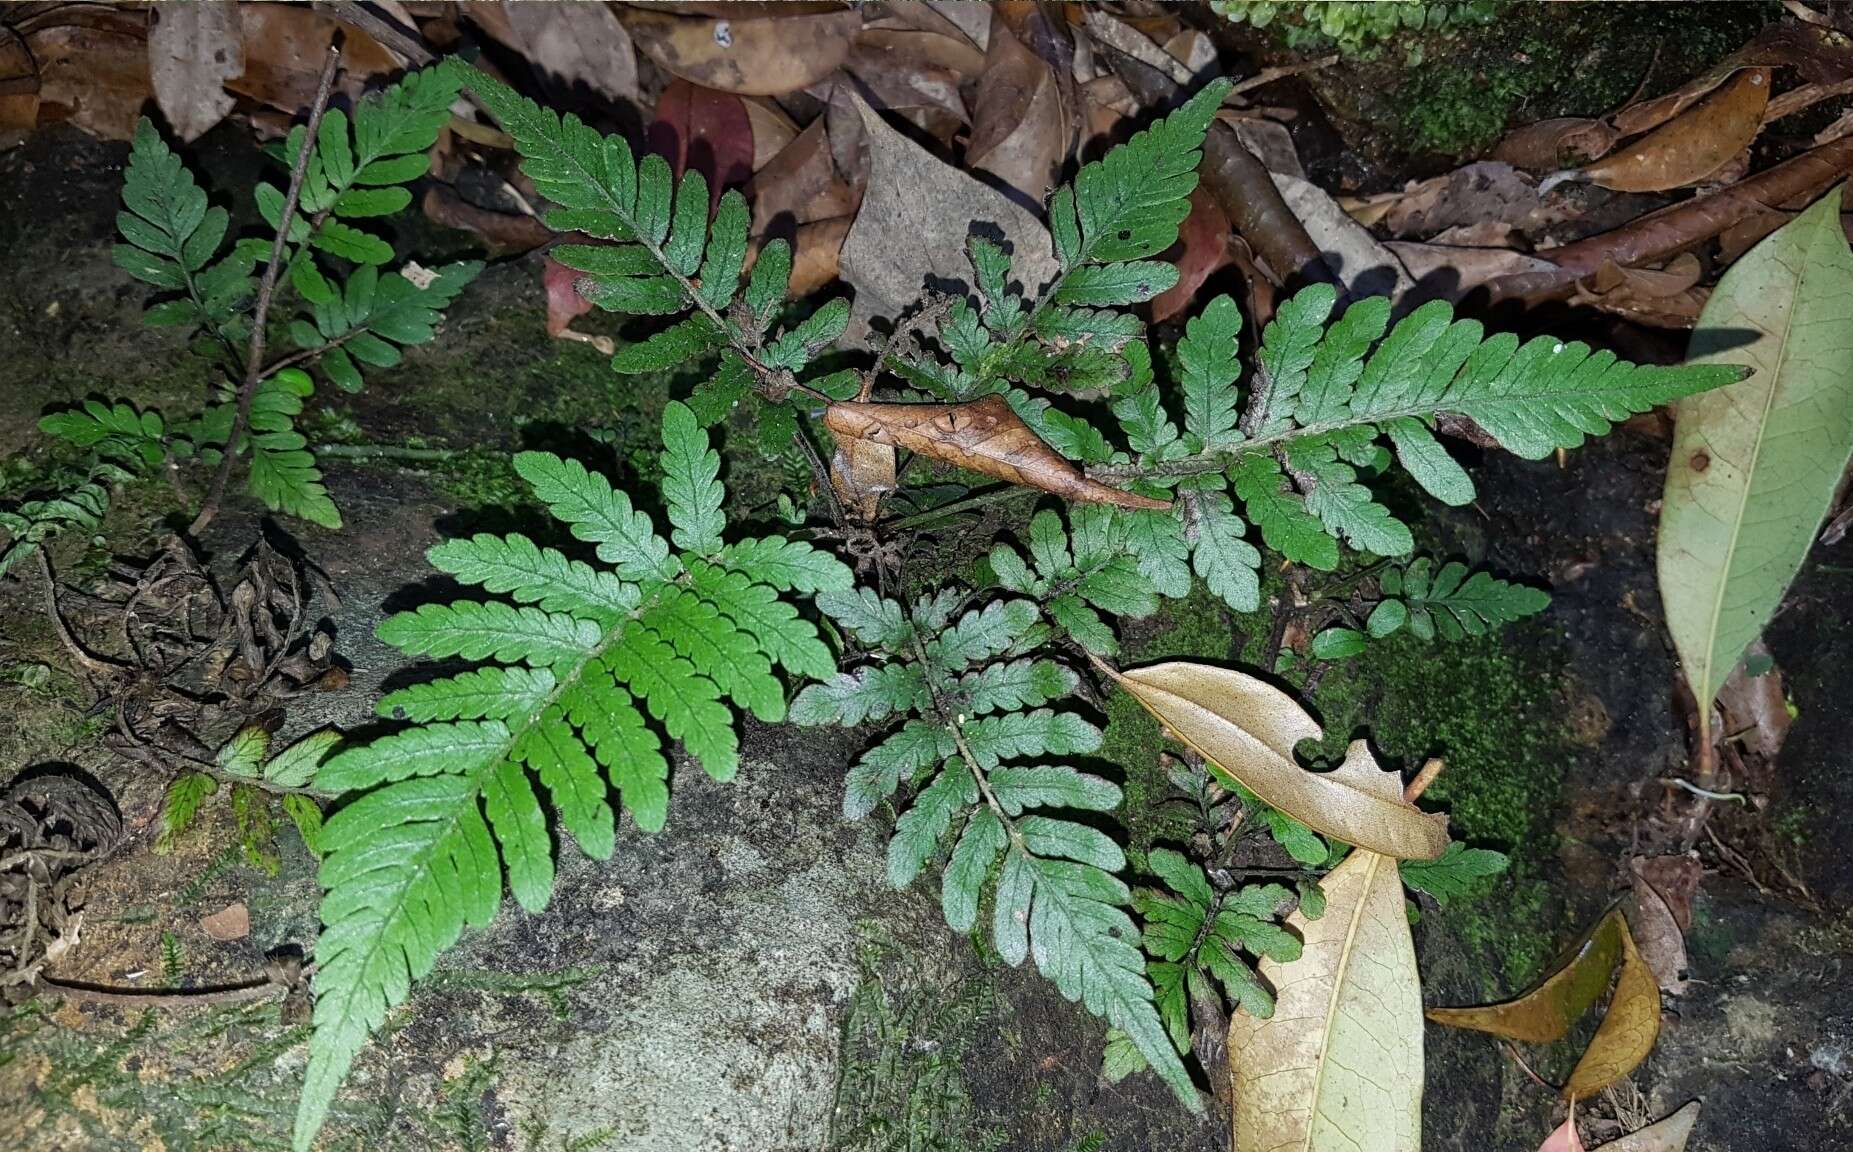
[1427,909,1624,1043]
[823,396,1171,511]
[1563,915,1660,1100]
[1227,848,1424,1152]
[1099,661,1449,859]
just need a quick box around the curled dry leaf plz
[1569,255,1710,330]
[1495,116,1622,173]
[823,396,1170,510]
[619,6,862,96]
[1429,908,1662,1100]
[1097,660,1449,859]
[1660,188,1853,730]
[1227,847,1424,1152]
[1566,69,1771,194]
[147,0,243,142]
[1713,640,1791,761]
[836,89,1055,337]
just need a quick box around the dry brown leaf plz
[1427,909,1626,1043]
[787,214,853,297]
[1575,69,1772,193]
[619,6,862,96]
[854,25,987,78]
[843,32,968,144]
[1596,1103,1701,1152]
[1569,255,1711,329]
[1227,847,1424,1152]
[967,13,1067,205]
[27,17,149,142]
[878,0,988,54]
[1627,860,1690,996]
[1219,113,1304,179]
[231,5,397,113]
[421,185,552,254]
[1494,116,1622,172]
[1714,640,1791,760]
[647,78,755,206]
[1385,241,1556,302]
[749,118,860,236]
[823,396,1169,510]
[501,0,638,106]
[201,901,251,942]
[147,0,242,142]
[830,434,897,520]
[0,27,39,144]
[837,89,1055,338]
[1563,916,1659,1100]
[1099,661,1450,858]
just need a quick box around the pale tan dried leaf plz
[824,396,1170,510]
[1219,112,1303,179]
[844,33,969,132]
[837,89,1055,336]
[877,0,988,56]
[1595,1103,1701,1152]
[740,97,799,171]
[788,214,852,297]
[854,26,987,78]
[201,901,251,942]
[1082,8,1192,86]
[1713,640,1791,760]
[619,6,862,96]
[231,5,397,112]
[1274,172,1417,302]
[831,435,896,521]
[1578,70,1772,194]
[1227,848,1424,1152]
[1100,661,1449,858]
[148,0,242,142]
[503,1,638,105]
[1428,909,1626,1043]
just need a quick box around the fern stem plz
[190,44,341,539]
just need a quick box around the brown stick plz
[1488,134,1853,302]
[189,45,342,539]
[1104,50,1334,293]
[37,974,288,1008]
[316,0,435,66]
[36,550,123,682]
[1403,758,1444,803]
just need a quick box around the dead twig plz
[190,45,341,538]
[36,551,123,683]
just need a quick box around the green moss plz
[1310,626,1570,986]
[432,448,530,510]
[1365,1,1775,158]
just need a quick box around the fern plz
[447,60,857,423]
[292,403,851,1150]
[989,505,1160,656]
[0,467,124,578]
[791,584,1201,1112]
[1134,849,1300,1052]
[1311,556,1552,657]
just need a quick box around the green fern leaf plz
[296,431,829,1151]
[1183,483,1261,612]
[958,658,1076,715]
[790,664,930,726]
[659,400,725,557]
[843,721,956,819]
[1180,294,1243,451]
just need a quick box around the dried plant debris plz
[1,772,123,1001]
[47,535,343,773]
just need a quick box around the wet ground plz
[2,117,1851,1152]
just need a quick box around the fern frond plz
[191,368,340,528]
[294,402,847,1151]
[792,586,1201,1112]
[990,507,1158,655]
[289,261,482,393]
[116,119,248,333]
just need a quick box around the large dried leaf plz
[1227,848,1423,1152]
[1429,908,1661,1100]
[1658,187,1853,717]
[231,4,397,112]
[1574,70,1771,193]
[1627,858,1690,996]
[1273,172,1417,303]
[0,28,41,144]
[823,396,1168,510]
[147,0,242,142]
[648,78,754,205]
[619,6,861,96]
[1099,661,1449,859]
[26,18,149,142]
[837,89,1055,335]
[1427,910,1625,1044]
[749,118,860,235]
